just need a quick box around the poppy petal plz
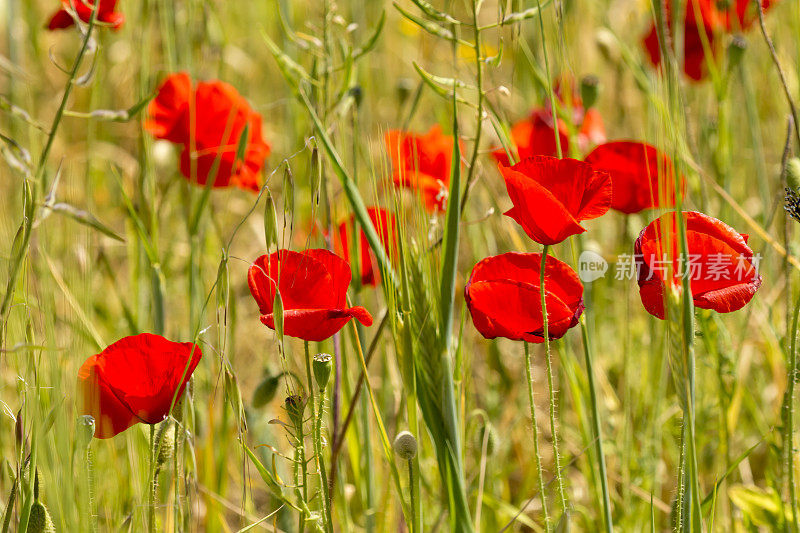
[500,163,586,245]
[261,307,373,342]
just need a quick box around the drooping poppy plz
[465,252,584,343]
[247,249,373,342]
[78,333,202,439]
[499,156,612,245]
[333,208,397,287]
[385,125,460,212]
[585,141,679,214]
[642,0,775,81]
[47,0,124,30]
[145,72,271,192]
[493,107,606,166]
[634,211,762,319]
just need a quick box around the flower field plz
[1,1,799,531]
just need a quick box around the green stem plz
[149,424,156,533]
[86,444,97,533]
[524,341,551,531]
[458,0,484,217]
[569,239,613,531]
[540,246,568,515]
[785,291,800,532]
[578,317,613,532]
[407,459,416,532]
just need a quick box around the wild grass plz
[1,0,800,531]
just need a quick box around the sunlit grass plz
[1,0,799,531]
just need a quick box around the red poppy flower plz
[78,334,202,439]
[145,72,271,192]
[493,108,606,166]
[247,249,373,341]
[499,156,612,245]
[465,252,584,343]
[634,211,762,319]
[642,0,775,81]
[47,0,124,31]
[333,208,397,287]
[585,141,679,214]
[385,125,460,212]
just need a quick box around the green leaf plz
[728,484,791,527]
[242,444,288,502]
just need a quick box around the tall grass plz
[1,0,799,531]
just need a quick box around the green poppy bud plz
[77,415,95,448]
[313,353,333,392]
[27,501,55,533]
[157,423,175,469]
[787,157,800,192]
[580,75,600,110]
[253,373,282,408]
[285,394,306,428]
[392,430,418,460]
[727,35,747,70]
[475,421,499,456]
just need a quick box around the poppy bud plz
[313,353,333,392]
[285,394,306,428]
[77,415,95,447]
[157,423,176,469]
[580,75,600,110]
[727,35,747,70]
[396,78,414,105]
[15,408,23,451]
[787,157,800,192]
[27,501,56,533]
[392,430,418,460]
[348,86,363,108]
[252,373,282,408]
[475,421,499,456]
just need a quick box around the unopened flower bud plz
[27,500,55,533]
[475,421,499,456]
[580,75,600,110]
[252,373,282,408]
[285,394,306,427]
[313,353,333,391]
[392,430,418,460]
[77,415,95,447]
[788,157,800,191]
[727,35,747,70]
[349,86,363,107]
[157,423,175,468]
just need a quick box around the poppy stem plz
[540,246,569,517]
[304,341,332,533]
[784,291,800,532]
[523,341,550,531]
[148,424,156,533]
[85,441,97,533]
